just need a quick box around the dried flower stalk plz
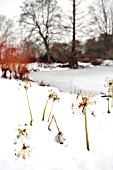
[15,143,31,159]
[104,78,113,113]
[48,114,60,132]
[47,92,60,122]
[14,125,31,159]
[78,93,96,151]
[48,115,65,145]
[42,90,60,121]
[19,80,33,125]
[79,97,90,151]
[42,90,64,144]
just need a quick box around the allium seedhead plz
[18,128,28,137]
[104,77,113,89]
[19,80,31,90]
[14,125,31,159]
[104,78,113,113]
[77,92,95,151]
[77,92,96,115]
[23,80,31,90]
[15,143,31,159]
[78,97,88,108]
[48,90,60,101]
[15,124,30,140]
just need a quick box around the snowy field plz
[0,62,113,170]
[29,65,113,95]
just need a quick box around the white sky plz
[0,0,24,19]
[0,0,91,20]
[0,0,92,43]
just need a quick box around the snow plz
[0,63,113,170]
[28,65,113,95]
[102,60,113,66]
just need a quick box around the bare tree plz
[0,15,14,47]
[66,0,77,68]
[71,0,78,68]
[19,0,63,63]
[88,0,113,59]
[63,0,86,68]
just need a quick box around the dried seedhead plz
[78,96,89,109]
[104,78,113,89]
[104,78,113,113]
[77,92,96,115]
[15,143,31,159]
[48,90,60,101]
[71,91,93,115]
[77,92,96,151]
[18,128,28,138]
[19,80,33,125]
[19,80,31,90]
[14,124,29,141]
[42,90,60,121]
[104,78,113,97]
[14,124,31,159]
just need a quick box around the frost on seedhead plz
[77,91,96,151]
[19,80,33,126]
[14,124,31,159]
[104,78,113,113]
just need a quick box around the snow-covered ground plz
[0,62,113,169]
[28,65,113,95]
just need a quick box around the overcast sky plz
[0,0,23,19]
[0,0,91,20]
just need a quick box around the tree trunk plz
[69,0,78,68]
[44,38,53,63]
